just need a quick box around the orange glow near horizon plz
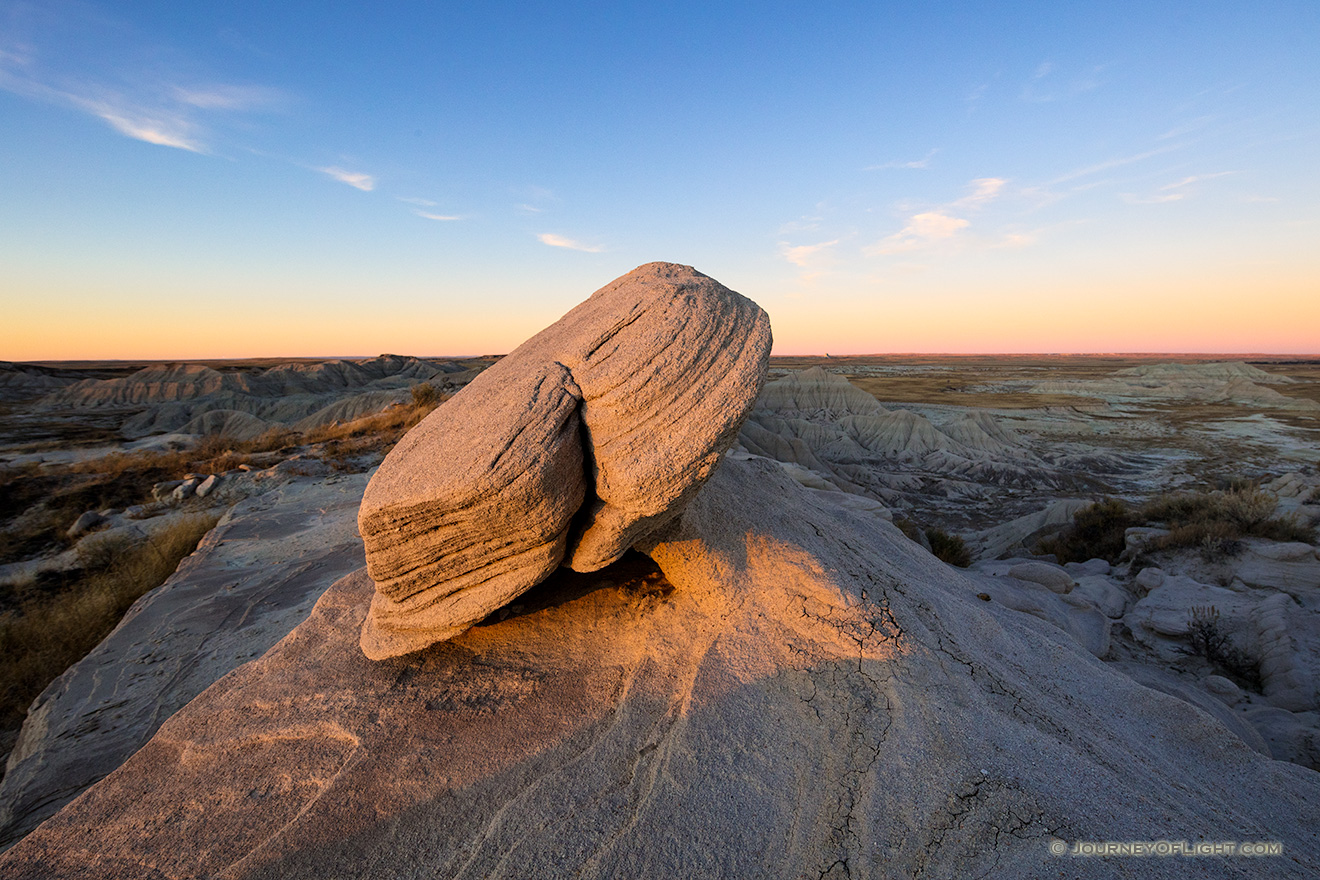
[5,269,1318,362]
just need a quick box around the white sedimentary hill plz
[0,362,75,402]
[737,368,1115,524]
[35,355,483,441]
[1031,360,1317,411]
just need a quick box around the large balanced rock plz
[357,262,772,659]
[5,456,1319,878]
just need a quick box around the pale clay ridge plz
[356,262,772,659]
[4,458,1319,878]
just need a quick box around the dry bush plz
[410,382,439,408]
[0,513,220,736]
[1041,484,1315,565]
[1184,605,1261,691]
[1036,499,1137,564]
[1142,484,1314,554]
[926,527,972,567]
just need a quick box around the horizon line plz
[11,351,1320,367]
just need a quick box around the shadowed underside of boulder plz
[357,262,772,659]
[3,457,1317,879]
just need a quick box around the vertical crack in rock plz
[357,262,772,659]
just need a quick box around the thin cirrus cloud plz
[0,44,281,154]
[537,233,603,253]
[1049,144,1183,185]
[779,239,840,267]
[866,148,937,171]
[319,166,376,191]
[87,102,203,152]
[1121,171,1235,205]
[953,177,1006,207]
[414,210,462,221]
[866,177,1006,256]
[867,211,970,255]
[397,196,438,207]
[0,62,204,152]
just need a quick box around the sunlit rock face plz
[356,262,772,659]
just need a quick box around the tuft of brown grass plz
[302,389,444,466]
[0,513,220,743]
[1039,483,1315,564]
[0,390,449,570]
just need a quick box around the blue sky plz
[2,1,1318,358]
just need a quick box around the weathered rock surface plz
[0,472,370,849]
[1006,560,1075,594]
[4,457,1318,878]
[357,262,771,659]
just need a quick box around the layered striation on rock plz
[357,262,772,658]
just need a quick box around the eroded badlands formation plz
[1,264,1318,878]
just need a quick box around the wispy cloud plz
[1049,144,1183,185]
[94,107,202,151]
[867,211,969,255]
[0,33,279,153]
[1160,171,1235,190]
[992,231,1038,249]
[538,233,603,253]
[1121,171,1236,204]
[954,177,1006,207]
[1158,116,1215,140]
[515,185,556,214]
[319,166,375,191]
[397,196,437,207]
[866,148,937,171]
[171,84,280,111]
[779,239,839,267]
[414,210,461,221]
[865,176,1009,256]
[1121,192,1184,205]
[1021,60,1106,103]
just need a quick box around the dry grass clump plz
[893,517,971,567]
[301,389,444,466]
[0,385,447,569]
[926,527,972,567]
[0,513,220,739]
[1039,483,1315,564]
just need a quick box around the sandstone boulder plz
[357,263,772,659]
